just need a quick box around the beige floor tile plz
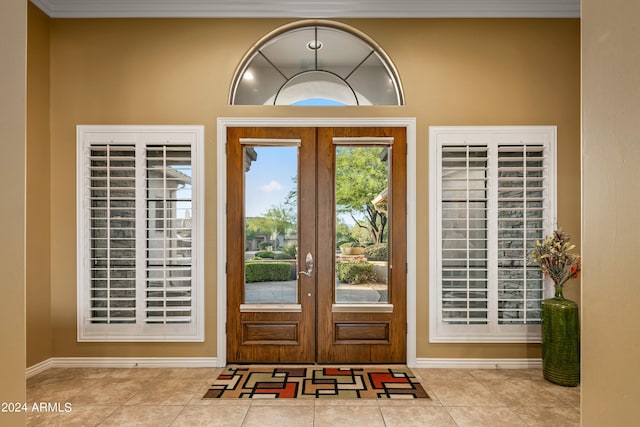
[380,405,456,426]
[169,405,249,426]
[27,378,96,404]
[242,405,314,427]
[27,371,62,388]
[314,398,379,406]
[468,368,543,380]
[249,398,315,406]
[314,404,385,427]
[26,404,117,426]
[161,367,221,379]
[71,378,149,405]
[533,379,581,409]
[22,367,581,426]
[188,397,253,406]
[125,378,206,406]
[99,405,184,427]
[51,367,118,379]
[376,396,442,407]
[512,406,581,426]
[108,368,166,379]
[427,380,503,406]
[481,379,559,407]
[188,384,253,406]
[27,368,115,388]
[447,406,527,427]
[413,368,477,381]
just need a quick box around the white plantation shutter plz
[440,146,489,325]
[496,145,546,325]
[430,127,555,343]
[89,145,137,324]
[78,126,204,341]
[145,145,193,324]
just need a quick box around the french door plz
[226,127,406,363]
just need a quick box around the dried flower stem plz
[529,229,581,288]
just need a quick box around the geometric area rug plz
[203,366,429,399]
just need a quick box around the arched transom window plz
[230,20,404,106]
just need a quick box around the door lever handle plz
[298,252,314,277]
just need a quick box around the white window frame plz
[429,126,556,343]
[76,125,205,342]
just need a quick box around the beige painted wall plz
[582,0,640,424]
[27,2,53,368]
[0,0,27,424]
[44,18,580,359]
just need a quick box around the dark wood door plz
[316,127,407,363]
[227,127,406,363]
[226,127,317,363]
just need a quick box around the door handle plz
[298,252,314,277]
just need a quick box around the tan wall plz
[47,18,580,359]
[0,0,27,424]
[582,0,640,424]
[27,2,53,368]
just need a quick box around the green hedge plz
[245,262,292,282]
[336,262,375,284]
[255,251,275,259]
[363,243,388,261]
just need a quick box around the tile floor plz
[25,367,580,426]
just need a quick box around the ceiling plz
[30,0,580,19]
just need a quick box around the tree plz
[246,204,296,249]
[335,147,389,244]
[263,204,296,238]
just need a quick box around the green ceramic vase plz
[541,286,580,386]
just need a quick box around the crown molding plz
[30,0,580,19]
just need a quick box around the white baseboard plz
[414,358,542,369]
[26,357,218,378]
[26,358,55,378]
[27,356,539,378]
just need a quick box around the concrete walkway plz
[244,280,386,304]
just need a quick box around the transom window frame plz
[76,125,205,342]
[428,126,557,343]
[229,19,405,106]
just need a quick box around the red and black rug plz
[203,366,429,399]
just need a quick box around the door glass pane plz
[335,145,390,303]
[243,145,299,304]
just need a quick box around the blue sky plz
[244,146,297,217]
[243,145,360,227]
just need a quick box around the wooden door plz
[316,127,407,363]
[226,127,316,362]
[227,126,406,363]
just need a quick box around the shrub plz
[336,262,375,284]
[363,243,388,261]
[245,262,292,283]
[274,252,293,260]
[255,251,275,259]
[282,243,297,258]
[258,241,273,250]
[340,241,361,249]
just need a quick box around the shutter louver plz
[441,146,489,325]
[497,145,545,324]
[89,145,137,324]
[145,145,193,324]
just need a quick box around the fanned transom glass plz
[231,21,403,106]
